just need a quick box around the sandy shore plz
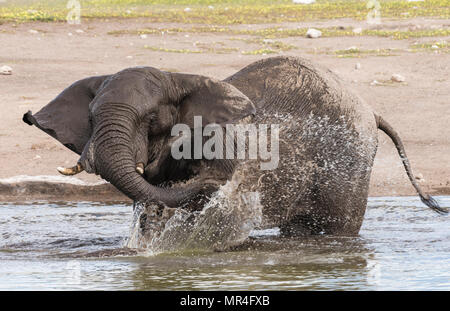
[0,18,449,201]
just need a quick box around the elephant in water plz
[23,56,446,249]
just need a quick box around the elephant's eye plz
[146,112,158,133]
[150,105,175,135]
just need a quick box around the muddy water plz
[0,197,449,290]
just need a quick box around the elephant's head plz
[23,67,255,207]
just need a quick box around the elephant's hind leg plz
[280,180,370,236]
[279,142,376,237]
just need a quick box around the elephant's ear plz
[23,75,110,155]
[172,73,256,128]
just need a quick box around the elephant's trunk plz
[89,104,199,207]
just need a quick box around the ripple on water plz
[0,196,449,290]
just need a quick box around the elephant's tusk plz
[57,163,84,176]
[136,163,145,175]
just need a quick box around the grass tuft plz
[332,47,398,57]
[410,40,449,53]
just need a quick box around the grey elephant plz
[23,56,446,240]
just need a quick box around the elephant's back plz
[226,56,369,121]
[225,56,377,149]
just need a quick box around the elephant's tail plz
[375,114,447,214]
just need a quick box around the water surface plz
[0,197,449,290]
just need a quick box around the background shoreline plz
[1,1,449,200]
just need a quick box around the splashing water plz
[127,111,378,249]
[125,174,263,253]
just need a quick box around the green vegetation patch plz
[409,40,449,53]
[144,43,239,54]
[109,26,358,38]
[364,28,450,39]
[144,45,203,54]
[241,48,278,55]
[1,0,449,24]
[332,46,398,57]
[109,26,450,40]
[230,37,296,51]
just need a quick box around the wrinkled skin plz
[23,56,446,238]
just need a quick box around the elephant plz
[23,56,446,241]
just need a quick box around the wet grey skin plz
[23,56,447,237]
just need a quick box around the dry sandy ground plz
[0,17,449,200]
